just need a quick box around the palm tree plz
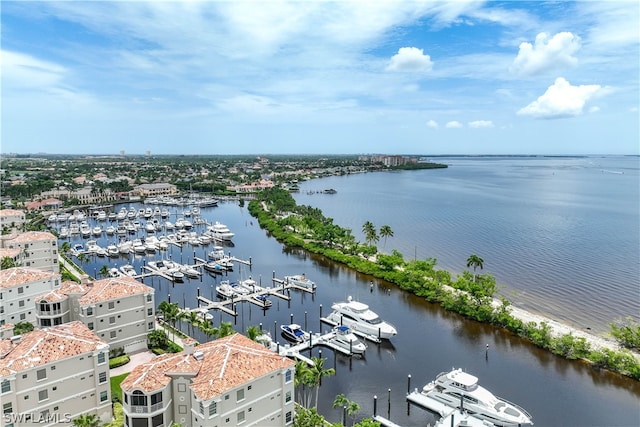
[99,265,110,278]
[333,393,361,427]
[308,356,336,408]
[186,310,201,336]
[72,413,100,427]
[294,360,313,408]
[466,254,484,282]
[245,325,262,341]
[60,241,71,253]
[361,221,378,247]
[1,256,16,270]
[379,225,393,249]
[217,321,235,338]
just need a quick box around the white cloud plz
[445,121,463,128]
[510,32,581,76]
[386,47,433,72]
[469,120,494,128]
[426,120,439,129]
[588,106,600,114]
[2,50,66,89]
[517,77,602,119]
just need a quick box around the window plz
[40,410,49,419]
[131,391,147,406]
[100,391,108,402]
[208,401,217,416]
[88,322,94,330]
[147,308,153,316]
[109,316,116,324]
[1,380,10,394]
[19,314,25,321]
[285,370,292,383]
[237,411,245,424]
[148,322,154,330]
[286,411,292,423]
[146,294,152,303]
[18,300,25,307]
[199,402,204,415]
[285,391,291,403]
[86,307,93,316]
[37,369,46,381]
[179,405,187,414]
[99,372,107,383]
[177,383,186,392]
[97,352,106,364]
[150,392,162,405]
[110,331,116,338]
[108,301,115,310]
[18,287,24,294]
[38,389,48,401]
[237,388,244,402]
[3,402,12,414]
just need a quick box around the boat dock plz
[262,329,364,363]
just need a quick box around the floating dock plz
[407,390,494,427]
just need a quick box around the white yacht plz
[120,264,137,277]
[284,273,316,290]
[419,368,533,426]
[332,325,367,354]
[324,296,397,340]
[207,221,234,241]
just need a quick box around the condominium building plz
[0,267,61,327]
[0,321,112,427]
[0,209,26,233]
[121,333,296,427]
[0,231,59,273]
[76,276,155,354]
[34,281,90,328]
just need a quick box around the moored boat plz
[280,324,310,343]
[332,325,367,354]
[324,296,397,340]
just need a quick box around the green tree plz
[216,321,235,338]
[379,225,393,250]
[1,256,17,269]
[333,393,361,426]
[60,241,71,253]
[362,221,378,247]
[308,356,336,408]
[245,325,262,341]
[147,329,169,350]
[99,265,110,278]
[72,413,100,427]
[466,254,484,282]
[14,322,34,335]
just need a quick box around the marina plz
[53,197,640,427]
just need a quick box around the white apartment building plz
[0,231,59,273]
[0,321,112,427]
[0,267,61,327]
[76,276,155,354]
[121,333,296,427]
[0,210,25,233]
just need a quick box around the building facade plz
[76,276,155,354]
[120,333,296,427]
[0,231,59,273]
[34,281,90,328]
[0,210,25,233]
[132,183,178,198]
[0,268,61,327]
[0,322,112,427]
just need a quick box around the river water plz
[64,157,639,426]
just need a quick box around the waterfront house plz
[120,333,296,427]
[0,321,112,426]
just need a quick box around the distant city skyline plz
[2,1,638,155]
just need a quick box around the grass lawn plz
[110,373,129,402]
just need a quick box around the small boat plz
[106,225,116,235]
[120,264,137,277]
[179,264,201,279]
[106,245,119,257]
[253,294,272,308]
[332,325,367,354]
[92,226,103,236]
[216,281,238,298]
[95,247,108,257]
[284,273,316,290]
[203,261,225,273]
[108,267,121,278]
[417,368,533,426]
[169,270,185,282]
[145,222,156,233]
[280,324,310,343]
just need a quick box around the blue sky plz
[2,1,638,155]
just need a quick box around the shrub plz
[109,355,130,369]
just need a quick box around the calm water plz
[293,156,640,336]
[63,186,640,427]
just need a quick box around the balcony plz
[124,401,165,414]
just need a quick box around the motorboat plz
[332,325,367,354]
[280,324,310,343]
[325,296,397,340]
[179,264,201,279]
[207,221,234,241]
[117,240,133,254]
[145,222,156,233]
[253,294,272,308]
[85,240,100,254]
[284,273,316,290]
[419,368,533,426]
[106,244,119,257]
[203,260,225,274]
[108,267,121,277]
[92,226,103,236]
[216,280,243,299]
[106,225,116,235]
[120,264,137,277]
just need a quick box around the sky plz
[1,0,639,156]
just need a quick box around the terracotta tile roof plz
[35,281,89,303]
[0,247,21,258]
[121,333,295,400]
[12,231,57,242]
[0,321,108,375]
[78,276,153,305]
[0,267,59,289]
[0,209,25,217]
